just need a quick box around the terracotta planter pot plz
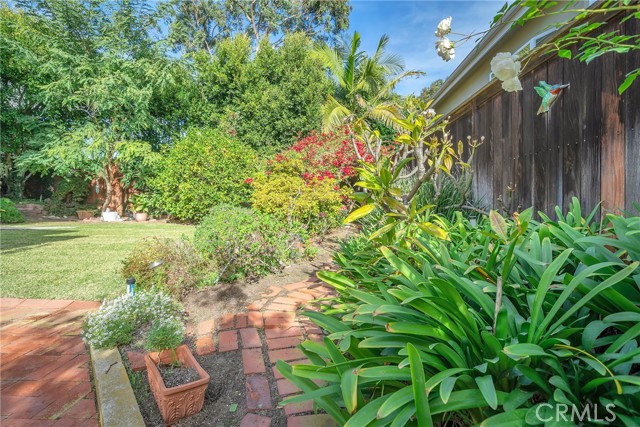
[134,212,148,222]
[145,345,210,425]
[76,210,94,220]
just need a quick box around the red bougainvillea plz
[268,128,375,184]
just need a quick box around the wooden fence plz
[446,14,639,218]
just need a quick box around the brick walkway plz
[126,278,338,427]
[0,298,101,427]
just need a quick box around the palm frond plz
[322,95,352,132]
[366,101,403,130]
[312,43,346,88]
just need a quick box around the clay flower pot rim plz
[145,345,210,396]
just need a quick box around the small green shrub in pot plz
[145,317,185,364]
[129,193,151,214]
[0,198,25,223]
[194,204,303,282]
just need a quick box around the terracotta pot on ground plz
[145,345,210,425]
[76,210,94,220]
[134,212,148,222]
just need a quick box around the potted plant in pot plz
[76,205,97,220]
[144,318,210,425]
[130,194,150,222]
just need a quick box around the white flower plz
[435,17,452,37]
[435,37,455,61]
[501,77,523,92]
[423,108,436,118]
[490,52,521,81]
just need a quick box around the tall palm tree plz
[313,32,424,137]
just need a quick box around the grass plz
[0,221,194,301]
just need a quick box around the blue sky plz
[348,1,503,96]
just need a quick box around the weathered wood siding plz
[447,15,640,217]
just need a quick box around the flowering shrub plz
[247,129,389,235]
[270,129,364,183]
[251,170,347,235]
[83,290,183,349]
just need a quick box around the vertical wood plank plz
[532,64,549,218]
[471,100,480,202]
[501,90,514,213]
[521,71,535,212]
[475,101,493,207]
[624,16,640,213]
[580,56,602,220]
[600,20,626,215]
[511,88,524,211]
[492,95,503,210]
[562,43,585,214]
[546,57,564,217]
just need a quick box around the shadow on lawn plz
[0,228,82,253]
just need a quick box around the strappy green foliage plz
[279,198,640,426]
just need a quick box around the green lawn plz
[0,221,194,301]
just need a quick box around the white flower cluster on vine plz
[490,52,523,92]
[83,290,183,348]
[435,17,455,61]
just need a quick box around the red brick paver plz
[288,414,337,427]
[240,413,272,427]
[0,298,99,425]
[242,348,266,374]
[184,275,339,425]
[246,375,272,410]
[218,330,239,352]
[239,328,261,349]
[195,336,215,356]
[125,351,146,371]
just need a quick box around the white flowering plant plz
[437,2,640,94]
[434,17,455,61]
[490,52,523,92]
[83,290,184,349]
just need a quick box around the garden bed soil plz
[183,226,353,324]
[157,364,200,388]
[131,348,287,427]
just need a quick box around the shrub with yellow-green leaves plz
[250,157,348,235]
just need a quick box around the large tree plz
[0,5,48,198]
[9,0,180,210]
[185,32,331,153]
[163,0,350,55]
[419,78,444,103]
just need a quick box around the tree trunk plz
[101,166,113,213]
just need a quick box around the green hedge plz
[0,198,25,223]
[151,128,257,222]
